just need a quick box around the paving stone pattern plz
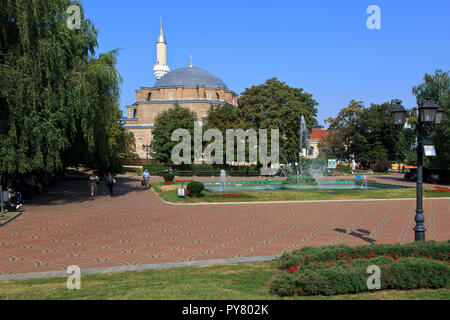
[0,176,448,275]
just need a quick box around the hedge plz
[271,241,450,296]
[143,164,259,176]
[278,240,450,269]
[271,256,449,296]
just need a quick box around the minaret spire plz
[153,17,170,80]
[189,55,193,68]
[158,16,166,44]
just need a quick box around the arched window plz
[216,92,220,100]
[308,146,314,156]
[147,92,151,100]
[132,109,137,118]
[169,91,173,100]
[207,92,211,100]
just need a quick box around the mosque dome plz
[153,67,228,89]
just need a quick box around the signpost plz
[178,182,185,198]
[328,159,337,169]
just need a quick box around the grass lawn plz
[153,183,450,203]
[0,211,21,224]
[1,260,448,300]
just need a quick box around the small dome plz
[153,67,228,89]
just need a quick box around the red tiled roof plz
[310,128,328,140]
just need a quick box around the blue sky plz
[81,0,450,126]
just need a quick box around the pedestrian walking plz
[89,173,99,197]
[143,169,151,189]
[105,172,116,196]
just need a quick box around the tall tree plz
[412,69,450,169]
[323,100,364,162]
[237,78,318,164]
[324,100,415,168]
[0,0,128,178]
[203,103,243,164]
[151,103,197,164]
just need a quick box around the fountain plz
[362,175,368,189]
[202,113,409,193]
[220,169,227,192]
[283,115,321,189]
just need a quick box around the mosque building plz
[123,18,238,159]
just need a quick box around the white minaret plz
[153,17,170,80]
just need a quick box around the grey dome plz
[153,67,228,89]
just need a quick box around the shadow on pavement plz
[26,176,146,206]
[334,227,377,244]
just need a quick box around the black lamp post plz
[142,144,151,169]
[391,100,443,241]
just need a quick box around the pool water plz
[203,181,411,193]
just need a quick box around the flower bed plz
[426,186,450,193]
[209,193,246,198]
[271,241,450,296]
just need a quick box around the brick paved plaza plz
[0,176,449,276]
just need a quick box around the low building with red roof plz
[305,126,328,158]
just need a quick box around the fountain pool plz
[203,180,411,193]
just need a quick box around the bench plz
[178,171,193,176]
[195,171,212,177]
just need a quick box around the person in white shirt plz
[89,173,99,197]
[143,169,150,189]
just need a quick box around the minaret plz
[153,17,170,80]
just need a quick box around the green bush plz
[143,164,260,176]
[271,256,449,296]
[272,241,450,296]
[163,173,174,182]
[374,160,392,173]
[186,181,204,197]
[143,164,165,175]
[278,241,450,269]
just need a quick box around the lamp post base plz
[413,226,426,242]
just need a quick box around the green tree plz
[0,0,127,177]
[204,103,242,132]
[203,103,242,164]
[237,78,318,164]
[412,69,450,169]
[151,103,197,163]
[323,100,364,162]
[324,100,414,168]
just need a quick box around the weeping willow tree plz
[0,0,135,179]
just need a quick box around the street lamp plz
[391,100,444,241]
[142,144,151,169]
[434,107,444,125]
[391,100,407,125]
[419,100,439,123]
